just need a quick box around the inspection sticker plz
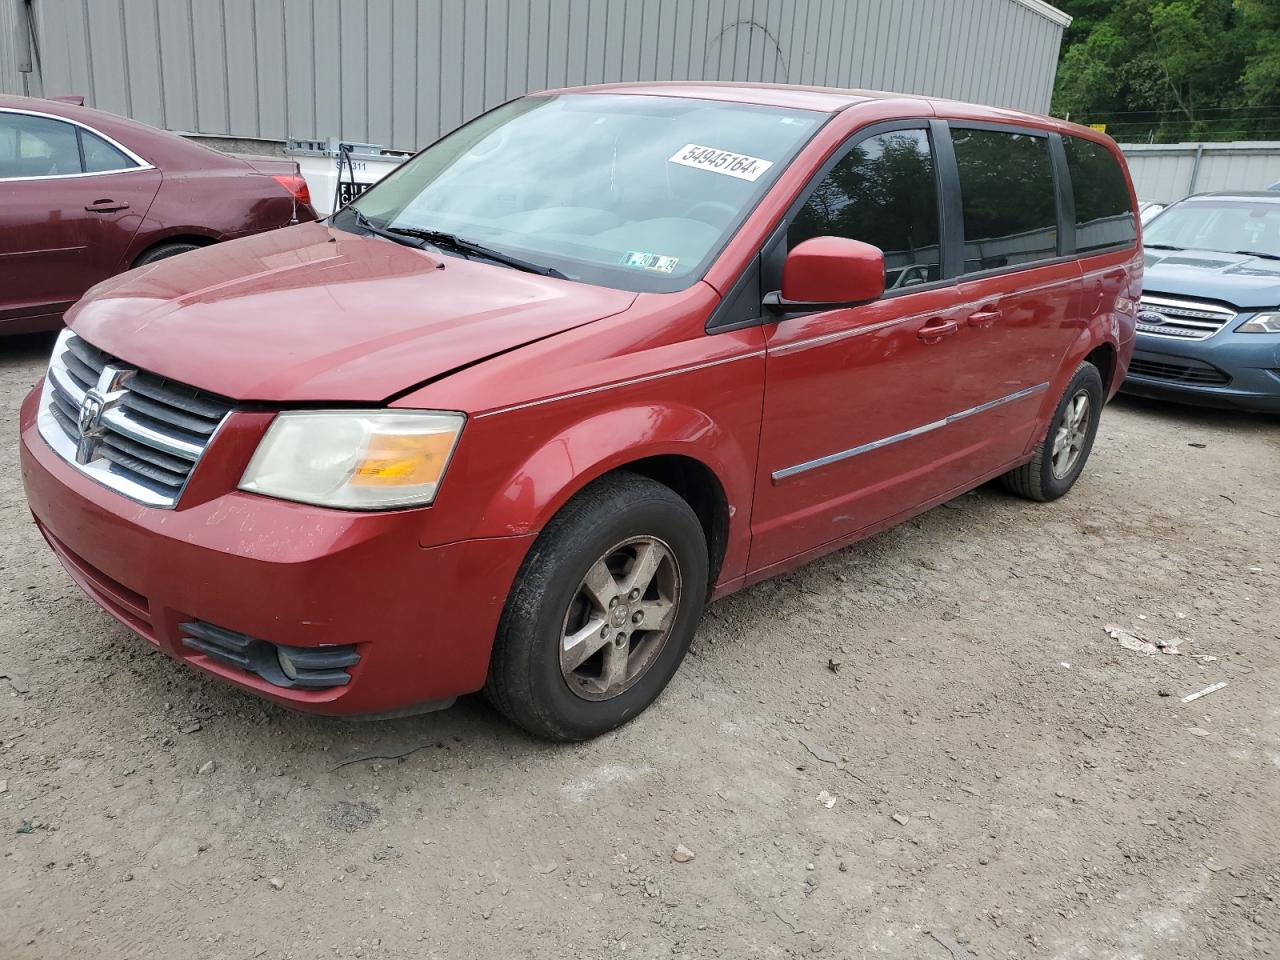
[668,143,774,182]
[620,251,679,273]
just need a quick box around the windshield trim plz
[337,94,834,295]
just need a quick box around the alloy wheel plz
[559,536,682,701]
[1051,391,1091,479]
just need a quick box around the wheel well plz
[617,455,730,590]
[1084,343,1117,392]
[132,235,216,267]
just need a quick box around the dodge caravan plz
[19,83,1141,740]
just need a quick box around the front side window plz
[0,113,81,178]
[788,128,941,290]
[953,127,1059,272]
[1064,136,1136,252]
[346,94,824,292]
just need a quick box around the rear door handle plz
[967,307,1001,329]
[85,199,129,213]
[917,318,959,343]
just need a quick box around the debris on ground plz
[1182,681,1227,703]
[1105,623,1180,656]
[672,844,695,863]
[927,930,976,960]
[1187,727,1212,737]
[1187,442,1207,449]
[891,813,910,826]
[827,657,842,673]
[798,737,839,764]
[198,760,217,775]
[268,877,285,890]
[0,779,7,794]
[817,790,837,808]
[180,721,202,734]
[1,670,30,694]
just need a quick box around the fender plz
[429,398,758,584]
[1025,318,1122,456]
[482,402,747,529]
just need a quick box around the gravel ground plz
[1,331,1277,960]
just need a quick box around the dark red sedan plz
[0,95,315,334]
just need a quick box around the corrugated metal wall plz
[1,0,27,95]
[1122,143,1280,203]
[6,0,1068,152]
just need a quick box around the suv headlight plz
[1238,312,1280,334]
[239,410,465,509]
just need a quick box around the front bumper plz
[1120,330,1280,413]
[19,385,534,717]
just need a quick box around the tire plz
[1001,362,1105,502]
[485,472,709,741]
[133,241,203,267]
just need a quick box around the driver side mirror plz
[764,236,886,315]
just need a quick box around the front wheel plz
[1001,362,1105,502]
[485,472,708,741]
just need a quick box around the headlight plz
[239,410,465,509]
[1238,312,1280,334]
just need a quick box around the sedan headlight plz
[239,410,465,509]
[1238,312,1280,334]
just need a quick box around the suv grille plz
[36,329,234,508]
[1136,295,1236,340]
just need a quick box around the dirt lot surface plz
[1,332,1277,960]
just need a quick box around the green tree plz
[1052,0,1280,142]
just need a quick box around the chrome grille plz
[36,329,234,508]
[1136,295,1236,340]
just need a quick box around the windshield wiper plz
[384,226,569,279]
[343,207,432,251]
[1231,249,1280,261]
[1144,243,1183,251]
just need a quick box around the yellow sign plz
[1088,123,1107,133]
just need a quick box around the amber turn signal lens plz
[351,431,458,487]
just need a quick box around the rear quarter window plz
[1064,136,1137,253]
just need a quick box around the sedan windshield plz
[1144,199,1280,259]
[342,94,824,291]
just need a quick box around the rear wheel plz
[1001,362,1104,502]
[133,241,203,267]
[485,472,708,741]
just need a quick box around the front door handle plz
[917,318,959,343]
[967,307,1001,329]
[85,199,129,213]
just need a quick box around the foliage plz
[1052,0,1280,142]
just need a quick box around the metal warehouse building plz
[2,0,1070,153]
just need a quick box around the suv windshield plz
[1144,198,1280,259]
[341,94,824,292]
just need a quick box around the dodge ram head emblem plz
[75,364,133,464]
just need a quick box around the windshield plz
[342,94,825,292]
[1145,199,1280,258]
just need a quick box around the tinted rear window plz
[1064,136,1136,252]
[952,128,1059,273]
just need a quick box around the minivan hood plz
[68,222,637,402]
[1143,247,1280,310]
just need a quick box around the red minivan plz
[19,84,1140,740]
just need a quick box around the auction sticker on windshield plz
[668,144,774,182]
[621,251,679,273]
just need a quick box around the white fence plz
[1121,142,1280,204]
